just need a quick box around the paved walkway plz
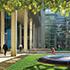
[0,51,28,63]
[0,50,70,63]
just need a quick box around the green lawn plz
[6,54,68,70]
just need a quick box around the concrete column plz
[41,15,45,48]
[24,9,28,51]
[11,10,17,56]
[33,24,36,48]
[38,26,41,48]
[35,27,38,48]
[29,18,32,49]
[1,11,5,51]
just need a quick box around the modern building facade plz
[41,10,70,50]
[0,9,70,56]
[0,9,41,56]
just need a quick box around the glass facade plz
[5,13,11,49]
[44,13,70,50]
[44,14,57,48]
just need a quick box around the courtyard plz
[0,50,70,70]
[0,0,70,70]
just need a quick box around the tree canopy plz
[0,0,70,16]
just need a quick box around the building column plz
[35,26,38,48]
[11,10,17,56]
[41,14,45,48]
[1,11,5,52]
[24,9,28,51]
[33,23,36,48]
[29,18,32,49]
[38,26,41,48]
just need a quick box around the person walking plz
[3,43,8,56]
[19,44,22,52]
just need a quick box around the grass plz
[6,54,68,70]
[6,54,47,70]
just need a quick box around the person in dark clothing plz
[3,43,8,56]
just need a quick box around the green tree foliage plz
[44,0,70,16]
[0,0,70,16]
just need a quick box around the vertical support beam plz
[41,14,45,48]
[11,10,17,56]
[35,26,38,48]
[38,26,41,48]
[29,18,32,49]
[33,23,36,48]
[1,11,5,51]
[24,9,28,51]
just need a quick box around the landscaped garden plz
[6,54,68,70]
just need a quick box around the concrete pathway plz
[0,50,70,63]
[0,51,28,63]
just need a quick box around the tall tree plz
[0,0,70,16]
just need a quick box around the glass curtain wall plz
[44,14,57,48]
[44,13,70,50]
[5,13,11,49]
